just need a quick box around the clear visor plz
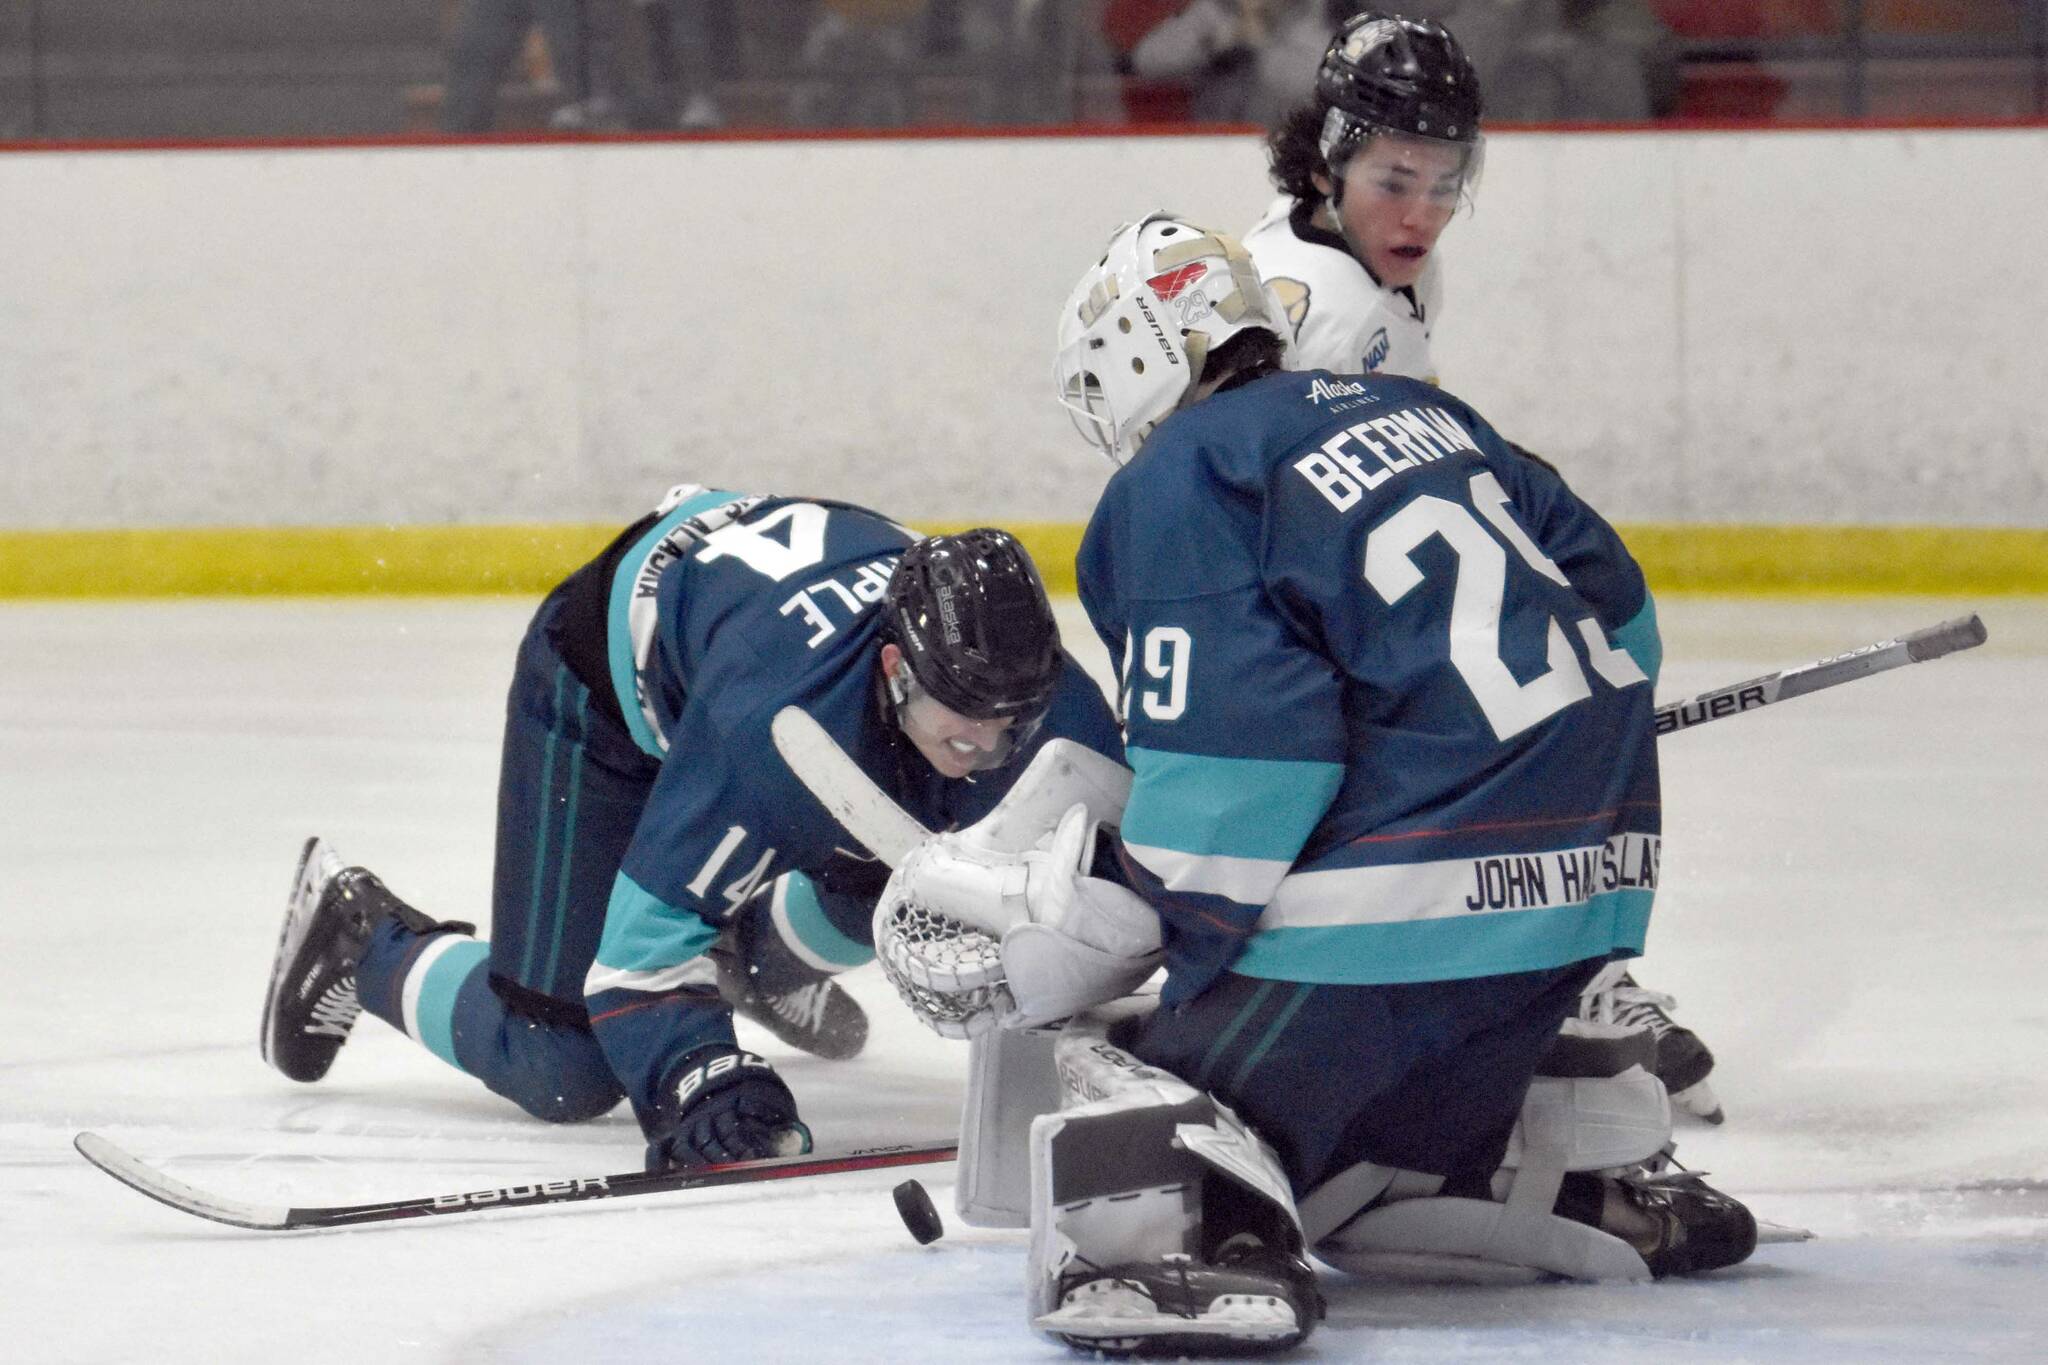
[1331,122,1486,215]
[893,665,1042,775]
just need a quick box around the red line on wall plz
[3,115,2045,156]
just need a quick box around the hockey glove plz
[645,1046,813,1171]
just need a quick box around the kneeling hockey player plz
[258,495,1120,1170]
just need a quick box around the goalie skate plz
[259,838,368,1083]
[1036,1244,1323,1358]
[1580,968,1723,1123]
[1575,1166,1759,1278]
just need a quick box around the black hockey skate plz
[1580,968,1723,1123]
[1557,1166,1758,1278]
[260,838,470,1083]
[712,894,868,1062]
[259,838,370,1083]
[1036,1239,1326,1358]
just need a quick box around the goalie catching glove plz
[873,802,1163,1038]
[644,1046,812,1170]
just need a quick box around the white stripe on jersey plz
[1260,834,1661,929]
[583,956,721,997]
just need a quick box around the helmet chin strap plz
[886,659,914,709]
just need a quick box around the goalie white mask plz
[1054,213,1287,466]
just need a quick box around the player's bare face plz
[901,697,1017,779]
[1331,134,1468,289]
[881,644,1022,778]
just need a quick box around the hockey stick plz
[1652,613,1986,737]
[73,1130,955,1233]
[772,706,930,866]
[774,617,1991,862]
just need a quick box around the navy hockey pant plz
[356,589,659,1123]
[1131,959,1604,1197]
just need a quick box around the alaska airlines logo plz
[1308,377,1370,402]
[1362,327,1391,372]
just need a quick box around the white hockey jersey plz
[1242,193,1443,384]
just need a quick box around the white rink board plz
[3,596,2047,1362]
[1,129,2045,532]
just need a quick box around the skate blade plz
[1672,1078,1724,1124]
[1756,1218,1816,1245]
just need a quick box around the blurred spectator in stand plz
[797,0,932,128]
[1113,1,1354,124]
[443,0,607,131]
[1402,1,1680,121]
[635,0,725,128]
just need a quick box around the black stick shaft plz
[297,1142,958,1228]
[1653,614,1986,738]
[74,1130,956,1232]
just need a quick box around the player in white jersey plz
[1243,11,1474,383]
[1245,11,1723,1122]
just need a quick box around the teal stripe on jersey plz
[541,684,587,991]
[605,489,744,758]
[1228,982,1313,1095]
[596,873,720,972]
[1614,595,1662,683]
[415,940,490,1070]
[521,665,568,986]
[1231,889,1654,985]
[778,872,872,969]
[1193,980,1275,1089]
[1120,747,1344,862]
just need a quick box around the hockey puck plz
[892,1178,944,1245]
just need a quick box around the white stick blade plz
[770,706,930,867]
[74,1132,292,1231]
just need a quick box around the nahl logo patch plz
[1362,327,1391,372]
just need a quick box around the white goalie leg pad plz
[956,1024,1062,1228]
[1313,1067,1671,1284]
[1026,1007,1303,1323]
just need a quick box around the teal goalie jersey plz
[1077,371,1663,1004]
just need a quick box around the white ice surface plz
[3,596,2045,1363]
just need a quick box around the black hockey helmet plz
[1315,12,1482,184]
[881,528,1062,724]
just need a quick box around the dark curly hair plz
[1209,327,1289,391]
[1265,101,1330,205]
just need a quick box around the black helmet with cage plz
[881,528,1062,727]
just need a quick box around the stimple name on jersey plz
[778,555,900,649]
[1293,404,1481,512]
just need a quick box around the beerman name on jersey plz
[1292,403,1480,510]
